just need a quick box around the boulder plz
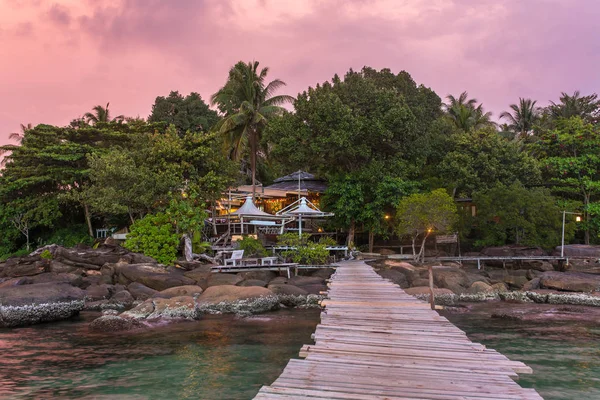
[432,268,469,293]
[465,272,491,286]
[25,272,84,288]
[309,268,335,279]
[197,285,274,304]
[49,260,80,274]
[147,296,198,319]
[238,270,277,282]
[287,276,327,295]
[377,269,409,288]
[527,269,543,280]
[503,275,529,289]
[554,244,600,258]
[89,315,144,332]
[183,265,212,285]
[107,290,135,309]
[405,287,455,296]
[155,285,204,298]
[523,278,541,291]
[206,273,243,287]
[127,282,159,300]
[539,271,600,292]
[0,277,28,288]
[237,279,268,287]
[467,281,494,294]
[0,282,85,327]
[481,246,547,257]
[1,256,48,277]
[522,260,554,272]
[115,263,195,291]
[268,284,309,296]
[411,278,434,287]
[121,299,156,319]
[85,284,113,301]
[491,282,508,292]
[176,261,210,271]
[269,277,288,285]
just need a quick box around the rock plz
[183,265,212,285]
[89,315,144,332]
[412,278,434,287]
[269,277,288,285]
[467,281,494,294]
[49,260,80,274]
[491,282,508,292]
[237,279,268,287]
[206,273,243,287]
[115,263,195,291]
[0,277,28,288]
[268,284,309,296]
[85,284,113,301]
[523,278,541,291]
[176,261,209,271]
[121,299,156,319]
[309,268,335,279]
[108,290,135,309]
[238,271,277,282]
[405,287,455,296]
[0,282,85,327]
[554,244,600,258]
[1,256,48,277]
[503,275,529,289]
[197,285,275,304]
[465,272,491,286]
[155,285,204,298]
[481,246,547,257]
[539,271,600,292]
[377,269,409,288]
[527,269,543,280]
[127,282,159,300]
[523,260,554,272]
[25,272,84,288]
[433,268,469,293]
[100,264,116,285]
[84,300,110,311]
[378,248,396,255]
[147,296,198,319]
[287,276,327,295]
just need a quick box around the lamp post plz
[561,211,582,258]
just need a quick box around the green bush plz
[192,231,211,254]
[40,249,53,260]
[318,236,337,246]
[41,225,94,247]
[277,233,329,265]
[277,233,309,247]
[237,236,267,257]
[0,248,30,262]
[124,212,180,265]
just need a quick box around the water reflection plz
[0,310,320,399]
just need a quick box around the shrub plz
[0,248,30,262]
[237,236,267,257]
[278,233,329,265]
[124,212,179,265]
[40,249,53,260]
[318,236,337,246]
[41,225,94,248]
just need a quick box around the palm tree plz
[548,91,600,122]
[211,61,294,198]
[84,103,125,125]
[444,92,494,132]
[8,123,33,144]
[499,98,539,139]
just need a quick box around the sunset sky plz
[1,0,599,145]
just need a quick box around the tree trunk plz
[368,228,374,253]
[25,229,30,251]
[347,220,355,248]
[418,232,431,263]
[127,208,135,225]
[211,202,218,236]
[84,202,93,237]
[183,234,193,262]
[251,132,257,200]
[411,236,417,261]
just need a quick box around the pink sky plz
[1,0,599,144]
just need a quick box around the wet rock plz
[127,282,159,300]
[503,275,529,290]
[148,296,198,319]
[412,278,434,287]
[377,269,410,288]
[108,290,135,309]
[89,315,144,332]
[237,279,268,287]
[491,282,508,292]
[539,271,600,292]
[238,270,277,282]
[115,263,195,291]
[183,265,212,286]
[0,282,85,327]
[523,278,541,291]
[467,281,494,294]
[405,286,454,296]
[498,291,533,303]
[432,268,469,293]
[268,284,309,296]
[121,299,155,319]
[206,273,242,287]
[196,285,278,314]
[154,285,203,298]
[383,261,418,283]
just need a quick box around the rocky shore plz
[0,244,330,330]
[370,245,600,311]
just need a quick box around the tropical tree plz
[84,103,125,125]
[548,91,600,123]
[444,92,494,132]
[148,91,219,134]
[8,123,33,144]
[500,98,539,139]
[211,61,293,198]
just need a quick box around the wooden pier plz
[254,260,542,399]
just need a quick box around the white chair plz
[224,250,244,267]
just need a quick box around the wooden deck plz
[254,260,543,400]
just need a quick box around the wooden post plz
[428,265,435,310]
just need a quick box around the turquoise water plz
[442,304,600,400]
[0,310,320,399]
[1,305,599,399]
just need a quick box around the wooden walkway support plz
[255,260,542,400]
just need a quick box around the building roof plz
[265,170,327,193]
[230,195,278,219]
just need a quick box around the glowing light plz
[384,215,390,220]
[576,216,582,222]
